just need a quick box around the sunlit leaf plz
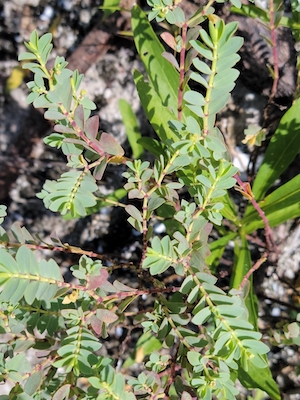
[99,132,124,156]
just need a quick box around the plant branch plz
[178,22,188,121]
[0,239,135,270]
[239,253,267,291]
[234,173,275,251]
[269,0,279,101]
[59,103,108,158]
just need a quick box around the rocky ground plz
[0,0,299,398]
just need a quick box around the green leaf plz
[80,97,96,110]
[54,79,73,111]
[187,350,201,366]
[199,29,214,48]
[217,304,245,317]
[11,222,35,244]
[0,249,19,281]
[237,361,280,400]
[38,32,52,50]
[184,90,206,106]
[231,233,251,289]
[208,92,230,115]
[231,232,258,329]
[29,30,39,50]
[241,339,269,354]
[0,278,21,303]
[44,110,66,120]
[193,58,212,75]
[132,5,195,128]
[243,173,300,233]
[16,245,39,274]
[148,197,165,212]
[189,72,209,88]
[132,5,179,115]
[143,236,177,274]
[37,171,98,218]
[218,36,244,57]
[7,353,31,374]
[41,258,63,281]
[214,331,232,354]
[44,133,65,148]
[134,70,179,143]
[125,204,142,221]
[213,69,239,88]
[216,53,240,72]
[18,52,37,61]
[192,306,211,325]
[209,293,237,305]
[190,40,213,60]
[123,331,162,368]
[24,371,43,395]
[119,99,143,158]
[248,98,300,202]
[101,0,121,19]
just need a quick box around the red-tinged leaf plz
[74,105,84,131]
[53,384,71,400]
[90,315,103,335]
[181,391,193,400]
[87,269,109,290]
[160,32,176,50]
[96,308,118,323]
[98,132,124,156]
[93,157,108,180]
[85,115,99,140]
[162,51,179,71]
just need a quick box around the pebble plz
[40,5,54,21]
[154,222,166,234]
[271,306,281,317]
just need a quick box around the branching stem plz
[269,0,279,101]
[178,22,188,121]
[234,173,275,251]
[239,253,267,291]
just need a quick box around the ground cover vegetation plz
[0,0,300,398]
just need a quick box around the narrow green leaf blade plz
[242,173,300,233]
[231,232,258,330]
[131,5,195,125]
[118,99,143,158]
[134,70,179,143]
[248,98,300,203]
[237,361,280,400]
[131,6,179,115]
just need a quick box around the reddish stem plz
[234,174,274,251]
[178,22,188,121]
[239,253,267,290]
[0,239,134,269]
